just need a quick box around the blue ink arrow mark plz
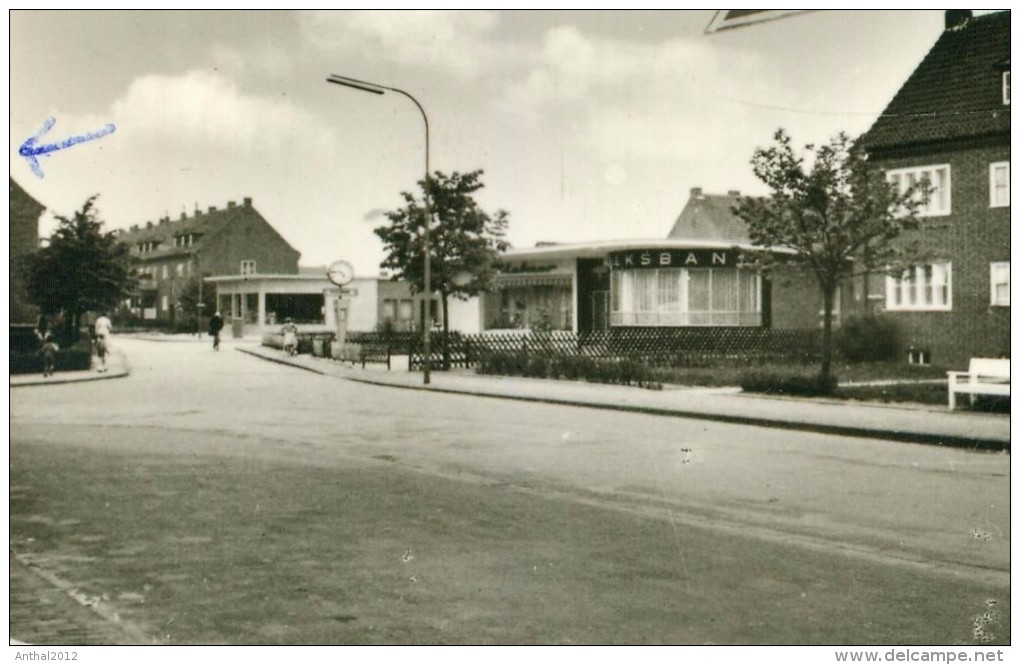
[19,117,117,178]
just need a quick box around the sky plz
[9,9,963,277]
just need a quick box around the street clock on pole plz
[326,259,355,287]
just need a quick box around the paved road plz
[9,338,1010,643]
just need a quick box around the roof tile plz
[862,11,1010,152]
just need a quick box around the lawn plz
[651,360,948,388]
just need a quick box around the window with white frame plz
[990,162,1009,207]
[240,260,256,276]
[176,263,184,277]
[886,262,952,311]
[161,295,169,311]
[162,264,168,279]
[990,262,1010,306]
[887,165,951,216]
[1004,70,1011,105]
[611,267,761,327]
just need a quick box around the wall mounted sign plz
[608,249,740,270]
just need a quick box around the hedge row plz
[478,352,662,390]
[10,348,92,375]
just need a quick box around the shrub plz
[836,315,901,362]
[551,355,592,380]
[739,369,838,396]
[10,346,91,375]
[526,354,550,377]
[478,351,662,389]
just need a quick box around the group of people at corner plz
[204,310,297,355]
[32,311,113,378]
[31,308,300,378]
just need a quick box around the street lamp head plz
[326,74,385,95]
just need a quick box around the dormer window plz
[1003,70,1010,105]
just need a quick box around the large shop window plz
[611,268,761,327]
[885,262,952,311]
[887,165,951,216]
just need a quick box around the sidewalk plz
[240,346,1010,451]
[9,350,130,388]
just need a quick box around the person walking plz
[40,333,59,377]
[93,312,112,373]
[208,311,225,351]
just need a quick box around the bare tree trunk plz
[820,281,836,391]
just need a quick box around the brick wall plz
[200,210,300,276]
[872,143,1010,366]
[9,180,44,322]
[767,263,848,331]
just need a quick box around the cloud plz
[300,10,500,80]
[500,26,779,163]
[209,43,296,81]
[108,69,332,155]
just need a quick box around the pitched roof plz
[116,198,298,260]
[861,11,1010,153]
[666,188,751,243]
[9,178,45,215]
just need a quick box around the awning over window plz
[495,273,573,289]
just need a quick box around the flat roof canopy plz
[503,238,795,262]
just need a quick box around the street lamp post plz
[326,73,432,385]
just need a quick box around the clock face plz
[327,260,355,286]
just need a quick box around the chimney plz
[208,206,217,214]
[243,197,252,207]
[690,187,703,199]
[227,201,236,209]
[131,224,139,232]
[727,190,740,197]
[146,221,153,230]
[945,9,971,30]
[180,211,187,221]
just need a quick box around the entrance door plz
[576,258,611,334]
[591,291,609,332]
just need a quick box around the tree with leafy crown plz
[25,195,136,343]
[732,129,929,388]
[375,169,510,369]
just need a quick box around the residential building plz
[860,10,1010,366]
[115,197,300,324]
[9,178,45,323]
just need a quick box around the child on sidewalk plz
[40,334,59,377]
[281,318,298,357]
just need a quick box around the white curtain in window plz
[712,270,738,313]
[657,270,681,311]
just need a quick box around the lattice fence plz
[400,328,821,371]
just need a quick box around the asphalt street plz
[9,338,1010,644]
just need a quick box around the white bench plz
[947,358,1010,410]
